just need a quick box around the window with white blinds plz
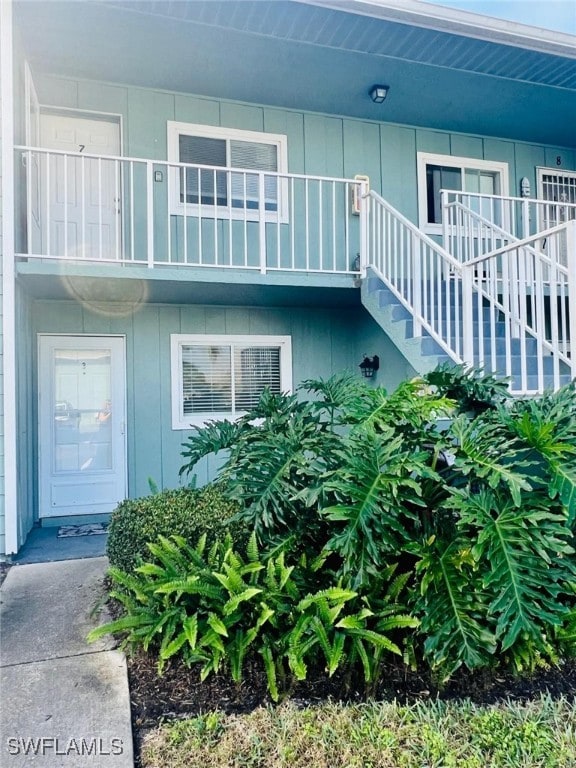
[171,334,292,429]
[168,122,287,218]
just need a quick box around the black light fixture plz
[369,85,389,103]
[359,354,380,378]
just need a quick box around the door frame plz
[39,105,124,151]
[39,107,124,259]
[37,333,128,519]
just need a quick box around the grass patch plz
[141,694,576,768]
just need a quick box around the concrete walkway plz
[0,557,134,766]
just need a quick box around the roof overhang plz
[13,0,576,148]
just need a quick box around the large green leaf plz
[453,489,574,654]
[416,538,496,678]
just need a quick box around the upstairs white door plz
[39,335,127,518]
[40,113,121,259]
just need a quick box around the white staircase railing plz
[460,222,575,394]
[364,191,576,394]
[364,190,462,361]
[442,190,576,254]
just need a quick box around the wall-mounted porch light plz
[369,85,389,103]
[359,354,380,378]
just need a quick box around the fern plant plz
[90,532,417,700]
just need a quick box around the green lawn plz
[141,695,576,768]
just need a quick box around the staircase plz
[362,273,572,392]
[360,191,576,394]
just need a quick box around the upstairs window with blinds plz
[168,122,288,219]
[171,335,292,429]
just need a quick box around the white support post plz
[146,161,154,268]
[521,199,530,240]
[358,180,369,278]
[441,189,449,254]
[1,0,18,554]
[567,220,576,382]
[412,232,422,337]
[462,266,474,365]
[258,172,266,275]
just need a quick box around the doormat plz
[57,523,109,538]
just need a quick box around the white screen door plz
[39,335,127,518]
[40,113,121,259]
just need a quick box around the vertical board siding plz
[30,73,576,241]
[220,102,264,132]
[483,138,517,194]
[514,144,547,192]
[303,114,344,177]
[544,147,576,170]
[174,94,220,127]
[127,88,175,160]
[77,81,129,125]
[31,300,406,496]
[379,124,418,221]
[343,119,382,186]
[131,305,162,496]
[264,109,305,174]
[415,129,451,157]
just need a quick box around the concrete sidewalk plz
[0,557,134,766]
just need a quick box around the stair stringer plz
[360,270,454,376]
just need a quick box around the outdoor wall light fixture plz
[359,354,380,378]
[370,85,389,103]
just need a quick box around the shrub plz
[89,533,417,700]
[96,368,576,690]
[106,484,245,573]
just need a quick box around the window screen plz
[179,135,227,206]
[179,342,284,420]
[177,134,279,211]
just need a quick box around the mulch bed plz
[127,649,576,766]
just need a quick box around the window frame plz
[167,122,289,221]
[536,166,576,230]
[536,167,576,203]
[170,333,293,429]
[417,152,510,234]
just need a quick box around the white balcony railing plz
[16,146,365,275]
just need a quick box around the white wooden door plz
[39,336,127,518]
[40,113,121,259]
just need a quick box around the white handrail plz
[462,222,571,267]
[366,190,574,394]
[366,190,462,361]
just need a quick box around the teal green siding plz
[13,72,575,538]
[31,72,576,239]
[30,299,411,503]
[379,124,417,220]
